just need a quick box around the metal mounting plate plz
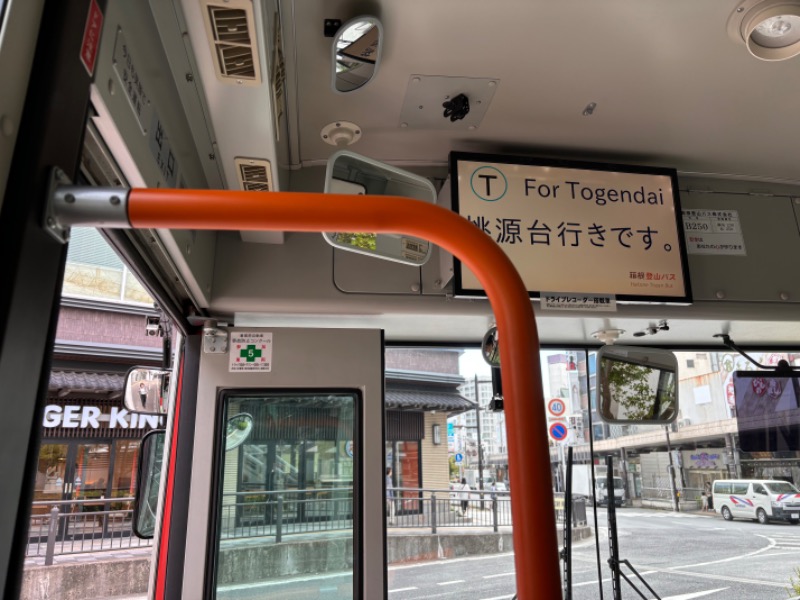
[203,327,229,354]
[44,167,73,244]
[398,75,499,130]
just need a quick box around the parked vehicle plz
[712,479,800,524]
[572,465,625,507]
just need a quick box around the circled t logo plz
[470,166,508,202]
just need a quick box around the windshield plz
[765,482,800,494]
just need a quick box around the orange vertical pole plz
[128,188,561,599]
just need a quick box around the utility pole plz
[475,375,485,508]
[664,426,679,512]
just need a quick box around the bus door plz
[169,327,385,600]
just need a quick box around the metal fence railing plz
[641,486,675,501]
[641,486,705,509]
[220,488,355,542]
[26,497,152,564]
[391,487,514,532]
[220,487,586,540]
[28,487,588,563]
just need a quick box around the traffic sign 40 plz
[547,398,566,417]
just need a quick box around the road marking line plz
[572,571,657,587]
[659,588,729,600]
[482,572,515,579]
[388,552,515,570]
[389,587,418,593]
[437,580,465,586]
[649,566,786,589]
[670,536,775,569]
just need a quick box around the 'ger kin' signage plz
[43,404,165,430]
[450,152,692,304]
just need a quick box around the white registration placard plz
[682,209,746,256]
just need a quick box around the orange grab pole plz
[128,188,561,599]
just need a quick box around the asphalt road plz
[214,507,800,599]
[570,507,800,599]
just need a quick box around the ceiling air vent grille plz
[235,158,273,192]
[202,1,261,85]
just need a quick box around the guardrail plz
[26,497,152,565]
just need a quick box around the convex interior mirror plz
[482,326,500,367]
[133,429,164,538]
[322,150,436,266]
[225,413,254,451]
[332,16,383,93]
[124,366,170,414]
[597,345,678,424]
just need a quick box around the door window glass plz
[213,392,359,600]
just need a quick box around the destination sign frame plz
[450,152,692,304]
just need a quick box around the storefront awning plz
[48,371,124,397]
[385,389,475,414]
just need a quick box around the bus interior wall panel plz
[147,0,226,190]
[91,0,218,309]
[74,0,800,346]
[93,0,209,190]
[182,328,385,598]
[333,248,423,295]
[0,0,102,596]
[793,198,800,238]
[175,0,284,191]
[212,177,800,344]
[680,191,800,303]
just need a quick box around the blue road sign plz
[549,422,568,441]
[455,453,464,463]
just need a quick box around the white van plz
[712,479,800,524]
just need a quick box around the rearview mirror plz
[332,17,383,93]
[597,345,678,424]
[322,150,436,266]
[133,429,165,539]
[124,366,170,414]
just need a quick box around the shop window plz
[111,440,140,507]
[33,443,68,508]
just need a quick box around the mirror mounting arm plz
[714,333,800,373]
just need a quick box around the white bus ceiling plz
[86,0,800,345]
